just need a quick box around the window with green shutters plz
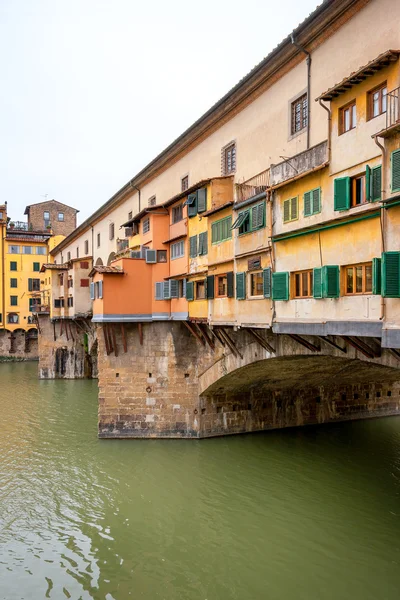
[185,281,194,301]
[370,165,382,201]
[236,272,246,300]
[372,258,381,294]
[10,261,17,271]
[197,188,207,213]
[189,235,198,258]
[263,268,271,298]
[10,278,17,288]
[198,231,208,255]
[272,272,289,300]
[186,193,197,217]
[211,216,232,243]
[334,177,351,211]
[10,295,18,306]
[304,188,321,216]
[232,202,265,235]
[206,275,215,299]
[33,262,40,272]
[283,197,298,223]
[382,251,400,297]
[312,266,339,298]
[391,149,400,192]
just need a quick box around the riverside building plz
[35,0,400,439]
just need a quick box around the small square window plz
[148,196,156,207]
[10,295,18,306]
[291,94,308,135]
[339,100,356,134]
[143,218,150,234]
[293,270,313,298]
[172,204,183,224]
[33,262,40,272]
[58,212,64,221]
[195,280,206,300]
[367,82,387,120]
[10,261,17,271]
[216,275,227,297]
[128,211,133,220]
[222,142,236,175]
[10,278,17,288]
[181,176,189,192]
[249,272,263,297]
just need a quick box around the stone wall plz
[37,315,97,379]
[0,329,38,360]
[27,200,77,236]
[98,322,214,438]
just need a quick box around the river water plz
[1,362,400,599]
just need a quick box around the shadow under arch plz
[95,257,103,266]
[200,354,400,398]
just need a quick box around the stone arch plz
[107,252,116,266]
[95,257,103,266]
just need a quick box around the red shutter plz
[80,261,89,269]
[80,279,90,287]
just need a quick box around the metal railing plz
[236,169,269,203]
[386,87,400,130]
[117,238,129,252]
[8,221,28,231]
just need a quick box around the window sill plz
[248,295,264,300]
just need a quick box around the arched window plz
[107,252,116,266]
[95,257,103,266]
[7,313,19,324]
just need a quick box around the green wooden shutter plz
[189,235,197,258]
[206,275,215,299]
[211,222,218,243]
[263,268,271,298]
[236,272,246,300]
[283,199,290,223]
[371,166,382,202]
[365,165,371,201]
[334,177,350,211]
[372,258,381,295]
[227,272,234,297]
[28,278,33,292]
[170,280,179,298]
[272,272,289,301]
[197,188,207,213]
[186,281,194,301]
[304,191,312,216]
[290,197,298,220]
[187,193,197,217]
[313,267,323,298]
[391,150,400,192]
[312,188,321,214]
[382,251,400,297]
[322,265,339,298]
[251,203,265,230]
[33,262,40,272]
[199,231,208,255]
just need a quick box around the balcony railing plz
[270,140,328,187]
[236,169,269,203]
[386,87,400,131]
[117,238,129,253]
[8,221,28,231]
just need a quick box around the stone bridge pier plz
[96,322,400,439]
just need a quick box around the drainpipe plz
[318,98,331,163]
[91,225,94,264]
[291,35,311,149]
[130,183,141,213]
[374,135,386,321]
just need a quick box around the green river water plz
[1,362,400,599]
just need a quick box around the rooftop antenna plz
[40,194,48,200]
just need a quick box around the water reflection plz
[1,362,400,599]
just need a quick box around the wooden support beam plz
[341,336,374,359]
[211,328,226,347]
[318,335,347,354]
[60,320,64,337]
[74,319,86,334]
[53,321,56,341]
[248,328,275,354]
[69,321,75,342]
[111,325,118,357]
[103,324,111,355]
[219,328,243,359]
[138,323,143,346]
[107,323,114,353]
[65,321,69,341]
[352,336,381,358]
[388,348,400,361]
[198,324,215,351]
[288,334,319,352]
[120,324,127,353]
[183,321,206,346]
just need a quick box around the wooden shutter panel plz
[155,282,163,300]
[263,268,271,298]
[98,281,103,299]
[90,282,95,300]
[189,235,198,258]
[186,281,194,301]
[304,191,312,216]
[372,258,381,295]
[227,271,234,297]
[391,150,400,192]
[187,193,197,217]
[211,222,218,243]
[312,188,321,213]
[206,275,215,299]
[322,265,339,298]
[283,199,290,223]
[334,177,350,211]
[382,251,400,297]
[290,197,298,220]
[272,272,289,301]
[236,272,246,300]
[197,188,207,213]
[170,280,179,298]
[365,165,371,201]
[371,166,382,202]
[313,267,323,298]
[182,278,187,298]
[28,278,33,292]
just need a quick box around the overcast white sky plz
[0,0,320,224]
